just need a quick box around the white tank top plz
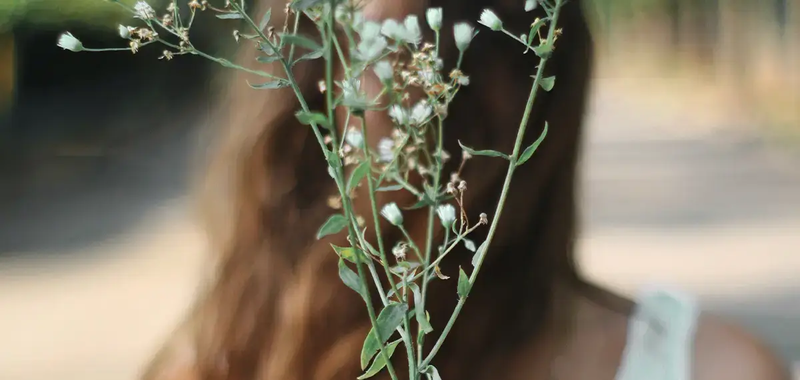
[615,286,701,380]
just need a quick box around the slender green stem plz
[415,115,445,373]
[420,1,563,369]
[287,11,301,62]
[359,118,401,297]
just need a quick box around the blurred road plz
[0,76,799,380]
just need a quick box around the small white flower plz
[457,75,470,86]
[403,15,422,44]
[381,203,404,226]
[381,19,405,40]
[436,204,456,228]
[357,36,387,62]
[453,22,475,52]
[426,8,442,31]
[373,61,393,82]
[478,9,503,31]
[411,101,432,125]
[345,128,364,148]
[118,25,131,39]
[134,1,156,19]
[525,0,538,12]
[377,138,394,162]
[57,32,83,52]
[388,105,409,125]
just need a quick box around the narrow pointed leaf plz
[293,48,325,64]
[331,244,366,263]
[216,13,244,19]
[376,184,404,192]
[463,238,476,252]
[317,214,348,239]
[338,258,367,299]
[360,303,408,369]
[423,366,443,380]
[347,162,371,192]
[290,0,324,11]
[409,283,433,334]
[247,79,290,89]
[256,55,282,63]
[258,9,272,30]
[279,33,322,51]
[457,267,471,298]
[516,122,548,166]
[357,339,402,379]
[458,141,509,160]
[471,241,487,267]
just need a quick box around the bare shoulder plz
[693,314,792,380]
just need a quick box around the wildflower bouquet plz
[57,0,566,379]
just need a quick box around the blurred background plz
[0,0,797,379]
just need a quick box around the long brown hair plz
[143,0,594,379]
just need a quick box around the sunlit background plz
[0,1,797,379]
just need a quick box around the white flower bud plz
[388,105,409,125]
[373,60,393,82]
[410,101,432,125]
[381,202,404,226]
[453,22,475,52]
[381,19,405,40]
[403,15,422,44]
[426,8,443,31]
[377,138,394,162]
[345,128,364,148]
[525,0,538,12]
[57,32,83,52]
[118,25,131,39]
[436,204,456,228]
[478,9,503,31]
[357,36,387,62]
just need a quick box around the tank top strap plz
[614,285,701,380]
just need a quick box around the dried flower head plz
[479,213,489,225]
[134,1,156,19]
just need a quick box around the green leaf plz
[258,9,272,31]
[347,162,371,193]
[258,42,277,55]
[360,303,408,369]
[539,76,556,92]
[279,33,322,51]
[376,184,404,192]
[357,339,401,379]
[317,214,348,239]
[423,366,443,380]
[256,55,281,64]
[471,241,487,267]
[331,244,366,263]
[525,18,548,49]
[458,141,510,160]
[463,238,476,252]
[338,258,368,299]
[216,13,244,19]
[516,122,548,166]
[533,42,553,57]
[293,48,325,64]
[457,267,471,298]
[295,110,331,129]
[247,79,290,90]
[409,284,433,334]
[290,0,324,11]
